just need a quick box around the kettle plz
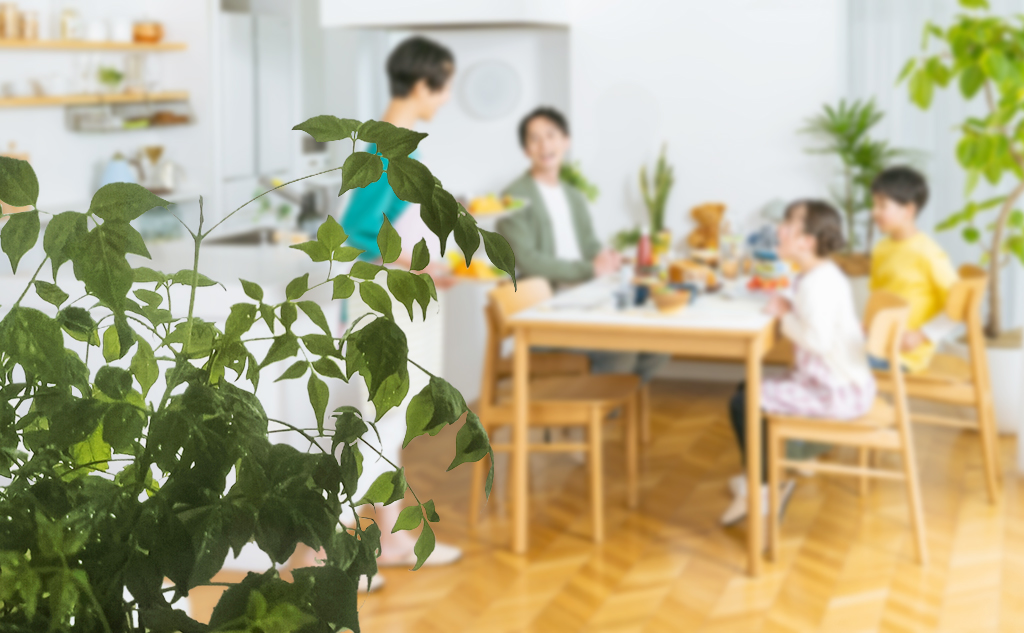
[99,153,140,188]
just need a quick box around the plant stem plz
[12,258,49,309]
[183,201,205,353]
[986,179,1024,338]
[203,166,343,238]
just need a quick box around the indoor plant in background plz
[900,0,1024,436]
[0,116,514,632]
[801,99,908,272]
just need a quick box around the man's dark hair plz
[386,36,455,98]
[785,199,846,257]
[518,107,570,147]
[871,166,929,214]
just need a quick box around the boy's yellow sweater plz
[870,233,958,372]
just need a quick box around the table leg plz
[512,329,531,554]
[745,336,764,577]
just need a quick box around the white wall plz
[320,0,569,28]
[568,0,844,241]
[0,0,215,220]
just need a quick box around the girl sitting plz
[721,200,876,525]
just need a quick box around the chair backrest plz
[479,278,554,410]
[944,264,986,323]
[865,291,914,438]
[488,278,553,339]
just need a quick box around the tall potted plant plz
[0,116,514,631]
[639,145,675,260]
[900,0,1024,432]
[801,99,908,273]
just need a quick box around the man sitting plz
[498,107,665,382]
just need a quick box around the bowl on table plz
[651,286,692,314]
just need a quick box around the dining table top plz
[509,276,776,334]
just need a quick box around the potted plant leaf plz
[0,116,514,631]
[801,99,909,277]
[899,0,1024,437]
[640,145,675,260]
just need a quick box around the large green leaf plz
[454,214,480,264]
[387,269,429,321]
[404,377,468,447]
[0,156,39,207]
[33,280,68,307]
[410,238,429,272]
[1,209,39,273]
[290,240,331,262]
[317,216,347,250]
[411,522,435,571]
[308,373,329,433]
[348,317,407,401]
[421,186,459,255]
[296,301,331,335]
[357,120,428,159]
[377,215,402,264]
[356,468,407,506]
[131,338,158,398]
[293,115,361,142]
[73,225,135,311]
[43,211,88,278]
[481,229,517,288]
[339,152,384,197]
[333,275,355,299]
[386,156,434,204]
[358,281,393,321]
[447,411,491,471]
[89,183,169,222]
[909,67,934,109]
[286,274,309,301]
[0,307,66,383]
[95,365,132,400]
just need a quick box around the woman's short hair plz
[386,36,455,98]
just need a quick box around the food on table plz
[669,259,717,288]
[447,252,501,280]
[686,202,727,250]
[468,194,525,215]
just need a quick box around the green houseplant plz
[613,146,675,252]
[900,0,1024,339]
[801,99,907,267]
[0,116,515,632]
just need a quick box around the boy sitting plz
[869,166,959,372]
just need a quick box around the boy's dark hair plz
[871,166,929,214]
[786,199,846,257]
[518,107,570,147]
[386,36,455,98]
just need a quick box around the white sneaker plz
[720,480,796,527]
[377,541,463,568]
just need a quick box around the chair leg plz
[639,384,651,444]
[589,406,605,543]
[900,444,929,566]
[625,396,639,510]
[858,447,870,497]
[468,450,489,531]
[977,395,1002,504]
[767,424,781,562]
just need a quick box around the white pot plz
[947,339,1023,436]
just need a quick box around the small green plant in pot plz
[614,145,675,254]
[900,0,1024,340]
[0,116,515,632]
[801,99,908,272]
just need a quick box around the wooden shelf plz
[0,91,190,108]
[0,39,186,51]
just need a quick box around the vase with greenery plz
[614,146,675,252]
[801,99,907,264]
[0,115,515,632]
[900,0,1024,339]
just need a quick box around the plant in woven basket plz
[0,115,515,632]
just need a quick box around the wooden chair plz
[870,265,1001,504]
[467,278,643,543]
[767,292,928,565]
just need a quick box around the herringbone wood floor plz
[193,380,1023,632]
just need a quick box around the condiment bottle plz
[635,228,653,274]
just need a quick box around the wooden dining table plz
[508,278,778,576]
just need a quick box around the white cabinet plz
[255,15,293,176]
[219,12,294,182]
[220,13,256,181]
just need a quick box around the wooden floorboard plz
[190,380,1022,632]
